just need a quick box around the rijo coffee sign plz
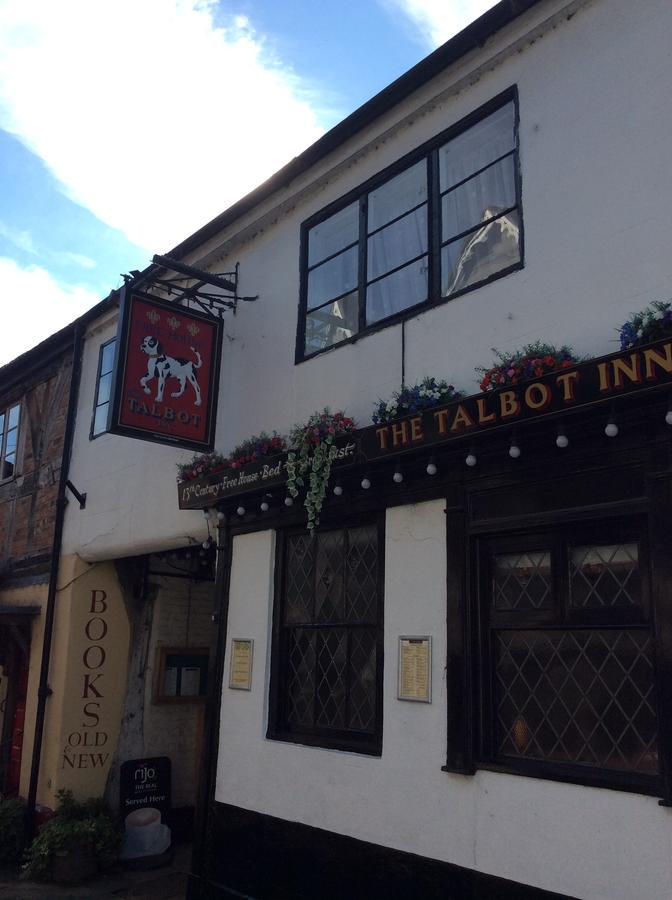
[109,290,222,450]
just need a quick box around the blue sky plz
[0,0,496,365]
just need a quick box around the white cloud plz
[0,257,100,366]
[0,219,37,254]
[57,251,97,270]
[381,0,499,48]
[0,0,326,252]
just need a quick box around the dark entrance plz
[0,610,37,796]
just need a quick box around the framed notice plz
[398,636,432,703]
[108,288,222,451]
[229,639,253,691]
[153,647,208,703]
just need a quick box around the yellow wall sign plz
[398,636,432,703]
[229,639,253,691]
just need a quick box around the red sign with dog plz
[110,291,222,450]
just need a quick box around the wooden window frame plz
[267,515,385,756]
[90,338,116,440]
[296,86,523,363]
[153,646,209,704]
[0,402,21,484]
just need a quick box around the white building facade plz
[60,1,672,897]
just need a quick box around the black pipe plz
[187,515,233,899]
[26,321,84,835]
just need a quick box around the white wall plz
[63,0,672,562]
[214,505,672,900]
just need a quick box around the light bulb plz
[236,505,246,516]
[361,477,371,490]
[393,469,403,483]
[333,484,343,496]
[465,453,477,467]
[216,511,225,520]
[665,410,672,426]
[202,540,210,550]
[605,422,618,438]
[260,501,269,512]
[284,496,293,507]
[426,461,437,476]
[556,433,569,448]
[509,444,521,459]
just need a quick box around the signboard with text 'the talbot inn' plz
[109,291,222,451]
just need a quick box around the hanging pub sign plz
[109,289,222,451]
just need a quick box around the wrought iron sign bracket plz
[65,480,87,509]
[121,255,258,321]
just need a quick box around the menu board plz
[398,636,432,702]
[229,639,254,690]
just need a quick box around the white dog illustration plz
[139,336,202,406]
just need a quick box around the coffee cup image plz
[122,807,170,858]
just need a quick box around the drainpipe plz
[26,321,84,836]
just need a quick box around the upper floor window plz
[298,92,521,360]
[91,339,115,438]
[0,403,20,480]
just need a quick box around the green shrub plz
[0,797,27,864]
[22,790,121,881]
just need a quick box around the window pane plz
[315,531,345,623]
[0,413,4,438]
[367,205,428,281]
[349,629,377,732]
[315,629,347,728]
[1,457,15,479]
[570,543,640,608]
[368,161,427,232]
[442,155,516,242]
[307,246,358,310]
[7,405,19,430]
[5,428,17,457]
[286,629,316,727]
[366,258,428,325]
[97,372,112,406]
[93,403,109,437]
[305,292,359,355]
[285,534,315,624]
[439,101,515,191]
[308,203,358,267]
[493,551,552,610]
[101,342,115,375]
[495,629,658,775]
[346,525,378,623]
[441,209,520,297]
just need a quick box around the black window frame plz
[267,515,385,756]
[0,401,21,483]
[296,86,522,363]
[90,338,116,439]
[471,516,662,795]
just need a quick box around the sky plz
[0,0,497,366]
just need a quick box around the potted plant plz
[287,409,356,532]
[618,300,672,350]
[372,376,463,424]
[0,797,27,867]
[176,450,230,483]
[476,341,580,391]
[22,791,121,884]
[228,431,287,469]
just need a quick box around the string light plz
[236,505,246,516]
[284,496,294,507]
[260,501,269,512]
[393,464,404,484]
[361,476,371,490]
[426,458,437,476]
[509,442,521,459]
[465,453,477,467]
[333,482,343,496]
[556,429,569,448]
[605,420,618,438]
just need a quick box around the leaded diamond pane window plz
[273,522,382,753]
[482,522,660,785]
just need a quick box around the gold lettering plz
[476,397,496,424]
[376,427,390,451]
[434,409,449,435]
[524,382,551,410]
[612,354,642,388]
[391,421,409,447]
[597,362,610,391]
[644,344,672,380]
[499,391,520,419]
[410,417,424,441]
[451,404,475,432]
[556,370,580,402]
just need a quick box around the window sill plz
[267,729,382,757]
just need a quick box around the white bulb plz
[393,471,403,483]
[465,454,477,467]
[605,422,618,438]
[216,511,225,521]
[202,540,210,549]
[426,462,437,475]
[509,445,521,459]
[333,484,343,496]
[556,434,569,448]
[361,477,371,490]
[284,496,293,507]
[260,501,269,512]
[236,506,246,516]
[665,410,672,426]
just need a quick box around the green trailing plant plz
[287,409,356,533]
[0,796,27,865]
[22,790,121,881]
